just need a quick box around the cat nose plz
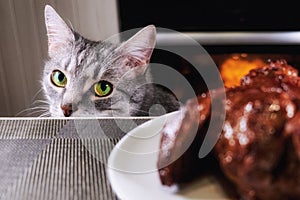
[61,104,73,117]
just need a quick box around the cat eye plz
[51,70,67,87]
[94,81,113,97]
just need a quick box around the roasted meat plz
[157,60,300,199]
[157,94,211,187]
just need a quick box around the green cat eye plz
[94,81,113,97]
[51,70,67,87]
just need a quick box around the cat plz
[42,5,180,117]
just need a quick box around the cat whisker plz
[30,88,44,103]
[32,99,49,104]
[24,109,49,117]
[26,103,48,110]
[15,105,49,117]
[20,106,49,112]
[38,111,51,118]
[15,109,34,117]
[30,102,49,108]
[16,88,50,117]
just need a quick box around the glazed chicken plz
[157,60,300,200]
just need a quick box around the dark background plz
[117,0,300,32]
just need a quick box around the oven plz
[117,0,300,101]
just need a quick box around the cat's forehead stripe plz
[77,50,86,69]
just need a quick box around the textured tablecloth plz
[0,118,151,200]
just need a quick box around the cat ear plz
[44,5,75,57]
[118,25,156,71]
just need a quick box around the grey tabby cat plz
[42,5,179,117]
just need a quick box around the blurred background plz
[1,0,300,116]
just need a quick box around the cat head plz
[43,5,156,117]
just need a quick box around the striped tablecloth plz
[0,118,150,200]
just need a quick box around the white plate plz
[107,111,231,200]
